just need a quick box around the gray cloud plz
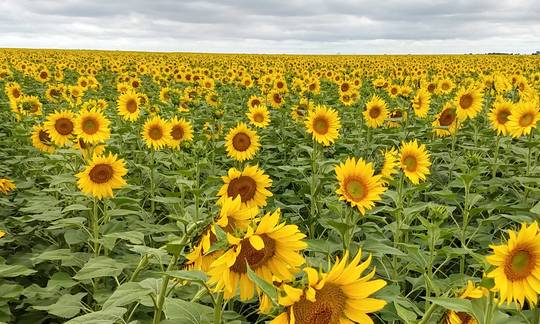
[0,0,539,53]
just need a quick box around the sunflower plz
[268,90,284,109]
[399,140,431,184]
[291,98,311,122]
[305,105,341,146]
[432,104,460,137]
[507,101,540,138]
[216,196,260,231]
[31,124,55,153]
[5,82,22,101]
[412,88,431,118]
[76,153,127,199]
[488,98,514,135]
[142,116,172,150]
[364,95,388,128]
[455,88,484,120]
[379,147,399,184]
[335,157,386,214]
[247,105,270,128]
[438,78,455,94]
[271,249,387,324]
[167,117,194,149]
[17,95,42,116]
[0,178,16,194]
[44,110,76,147]
[185,226,224,272]
[247,95,265,109]
[217,165,272,209]
[46,85,64,103]
[225,122,261,161]
[486,222,540,307]
[75,138,106,161]
[207,209,307,301]
[74,108,110,144]
[117,91,141,121]
[443,281,487,324]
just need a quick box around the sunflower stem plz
[91,197,100,257]
[527,131,534,176]
[492,134,501,178]
[213,292,224,324]
[392,173,405,282]
[418,302,437,324]
[153,251,181,324]
[150,149,156,216]
[310,138,319,237]
[459,177,472,275]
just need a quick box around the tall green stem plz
[309,139,319,237]
[392,173,405,282]
[91,198,100,257]
[150,149,156,215]
[153,253,180,324]
[213,293,224,324]
[492,134,500,178]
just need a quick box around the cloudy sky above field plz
[0,0,539,54]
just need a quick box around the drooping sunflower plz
[443,281,487,324]
[507,101,540,138]
[271,249,387,324]
[225,122,261,161]
[432,104,460,137]
[185,225,224,273]
[216,196,260,231]
[399,140,431,184]
[335,157,386,214]
[488,98,514,135]
[412,88,431,118]
[207,209,307,301]
[0,178,16,194]
[217,165,272,209]
[486,222,540,307]
[44,110,76,147]
[167,117,194,149]
[142,116,172,150]
[74,108,110,144]
[76,152,127,200]
[455,88,484,120]
[379,147,399,184]
[117,91,141,121]
[305,105,341,146]
[364,95,388,128]
[31,124,55,153]
[247,105,270,128]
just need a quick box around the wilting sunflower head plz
[399,140,431,184]
[335,157,386,214]
[379,147,399,184]
[271,249,387,324]
[305,105,341,146]
[217,165,272,209]
[432,103,460,137]
[225,122,261,162]
[76,152,128,200]
[142,115,173,150]
[486,221,540,307]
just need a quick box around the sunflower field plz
[1,49,540,324]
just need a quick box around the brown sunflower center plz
[403,155,418,171]
[519,113,534,127]
[344,177,367,202]
[253,113,264,123]
[82,117,99,135]
[459,94,473,109]
[50,89,60,97]
[148,126,163,140]
[340,83,350,92]
[369,106,381,119]
[427,83,436,93]
[38,130,51,144]
[456,312,473,323]
[273,93,282,104]
[391,87,398,95]
[89,164,114,184]
[12,88,21,98]
[230,234,275,273]
[292,283,347,324]
[227,176,257,202]
[441,82,450,90]
[439,108,456,127]
[496,109,511,124]
[126,99,138,113]
[40,71,48,79]
[505,249,535,280]
[232,132,251,151]
[171,125,184,140]
[313,117,329,135]
[251,99,261,107]
[55,117,74,135]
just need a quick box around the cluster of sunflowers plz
[1,49,540,323]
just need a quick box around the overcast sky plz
[1,0,539,54]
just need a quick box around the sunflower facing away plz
[76,153,127,199]
[142,116,172,150]
[399,140,431,184]
[443,281,486,324]
[207,209,307,301]
[335,157,386,214]
[44,110,76,147]
[432,103,460,137]
[486,222,540,307]
[305,105,341,146]
[271,249,387,324]
[117,91,141,121]
[31,124,55,153]
[225,122,261,161]
[379,147,399,184]
[217,165,272,209]
[167,117,193,149]
[487,98,514,136]
[506,101,540,138]
[364,95,388,128]
[412,88,431,118]
[74,108,110,144]
[455,87,484,120]
[247,105,271,128]
[0,178,16,194]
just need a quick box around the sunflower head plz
[217,165,272,209]
[305,105,341,146]
[44,110,76,147]
[74,108,111,144]
[247,106,270,128]
[399,140,431,184]
[142,116,172,150]
[225,122,261,162]
[76,152,127,199]
[117,91,141,121]
[364,95,388,128]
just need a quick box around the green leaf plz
[74,257,126,281]
[64,307,127,324]
[394,301,417,323]
[246,264,277,301]
[530,201,540,215]
[0,264,36,278]
[33,249,74,264]
[104,231,145,245]
[165,270,208,283]
[430,297,474,314]
[33,293,86,318]
[163,297,213,322]
[102,282,153,309]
